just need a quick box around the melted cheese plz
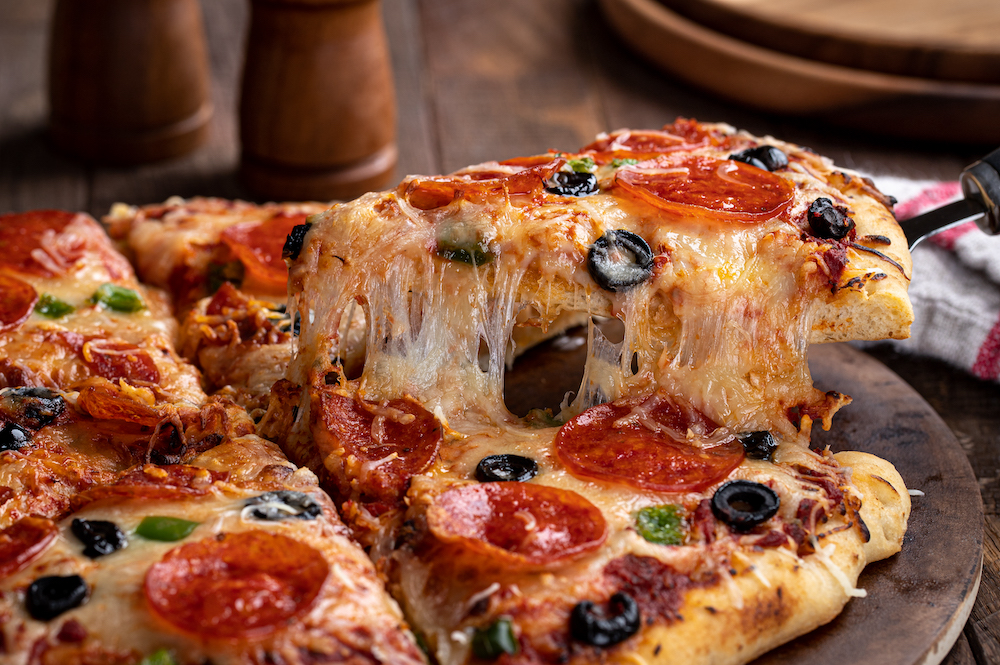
[0,490,423,665]
[281,126,909,663]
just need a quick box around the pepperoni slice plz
[555,392,744,493]
[83,340,160,384]
[427,482,607,568]
[615,156,794,222]
[220,212,310,296]
[0,516,59,579]
[582,129,690,163]
[404,162,559,211]
[71,465,227,510]
[0,273,38,332]
[76,379,164,427]
[316,389,441,504]
[499,153,560,168]
[0,210,76,276]
[145,530,329,639]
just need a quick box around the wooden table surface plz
[2,1,998,663]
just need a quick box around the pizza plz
[103,197,334,412]
[262,118,914,664]
[0,210,425,664]
[0,117,915,665]
[0,210,203,404]
[104,197,587,413]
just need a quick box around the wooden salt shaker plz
[48,0,213,164]
[239,0,397,202]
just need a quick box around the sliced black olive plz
[729,146,788,172]
[71,518,127,559]
[587,230,654,292]
[570,592,641,648]
[0,387,65,430]
[26,575,89,621]
[282,222,313,261]
[475,454,539,483]
[739,431,778,461]
[807,198,855,240]
[711,480,780,532]
[545,171,598,197]
[0,422,30,451]
[244,490,322,521]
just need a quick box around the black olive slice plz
[71,518,128,558]
[475,454,539,483]
[738,431,778,461]
[244,490,322,521]
[0,422,30,451]
[711,480,780,532]
[26,575,89,621]
[282,222,313,261]
[545,171,598,197]
[587,230,654,293]
[807,198,855,240]
[570,592,641,647]
[1,387,65,430]
[729,146,788,172]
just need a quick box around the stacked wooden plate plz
[599,0,1000,144]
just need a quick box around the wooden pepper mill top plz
[48,0,213,164]
[239,0,398,202]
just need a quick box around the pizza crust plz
[619,453,910,665]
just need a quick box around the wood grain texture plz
[657,0,1000,83]
[48,0,213,163]
[239,0,397,200]
[600,0,1000,144]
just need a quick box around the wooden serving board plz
[506,337,983,665]
[598,0,1000,144]
[656,0,1000,84]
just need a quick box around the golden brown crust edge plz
[597,451,910,665]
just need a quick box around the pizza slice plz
[102,198,335,411]
[1,372,426,664]
[1,449,426,665]
[106,197,586,412]
[102,196,332,311]
[0,210,203,404]
[263,118,914,664]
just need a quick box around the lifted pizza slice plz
[266,118,913,665]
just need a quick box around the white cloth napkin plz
[865,177,1000,382]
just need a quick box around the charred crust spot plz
[847,242,909,279]
[862,234,893,246]
[870,474,901,497]
[857,515,871,543]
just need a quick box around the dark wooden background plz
[2,1,999,663]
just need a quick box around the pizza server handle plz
[904,147,1000,249]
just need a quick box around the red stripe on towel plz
[972,312,1000,381]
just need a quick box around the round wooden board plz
[598,0,1000,144]
[505,337,983,665]
[656,0,1000,84]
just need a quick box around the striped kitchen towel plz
[871,177,1000,382]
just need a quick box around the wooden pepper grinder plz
[239,0,397,202]
[48,0,213,164]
